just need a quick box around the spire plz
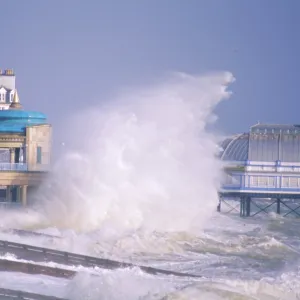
[13,89,20,103]
[9,89,22,110]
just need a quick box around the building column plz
[6,186,11,202]
[9,148,15,164]
[21,185,28,206]
[23,145,27,163]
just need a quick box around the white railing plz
[222,161,246,167]
[223,160,300,173]
[222,172,300,191]
[0,163,28,171]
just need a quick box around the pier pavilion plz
[219,123,300,217]
[0,90,51,206]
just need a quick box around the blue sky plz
[1,0,300,140]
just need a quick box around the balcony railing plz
[0,163,28,171]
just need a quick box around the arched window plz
[0,87,7,102]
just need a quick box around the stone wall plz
[26,124,52,171]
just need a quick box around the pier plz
[219,124,300,217]
[0,69,51,206]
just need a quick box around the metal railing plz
[0,239,200,278]
[0,163,28,171]
[0,287,67,300]
[0,259,75,279]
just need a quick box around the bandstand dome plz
[0,90,47,134]
[220,123,300,163]
[0,110,47,134]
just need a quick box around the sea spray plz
[0,71,235,240]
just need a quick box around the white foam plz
[44,72,232,236]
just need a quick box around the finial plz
[9,89,22,110]
[13,90,20,103]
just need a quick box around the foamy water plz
[1,213,300,299]
[0,72,299,299]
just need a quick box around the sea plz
[0,211,300,299]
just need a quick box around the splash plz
[12,72,234,238]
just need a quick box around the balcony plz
[0,163,28,171]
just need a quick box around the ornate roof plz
[0,90,47,133]
[220,133,249,161]
[221,124,300,162]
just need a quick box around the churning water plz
[0,72,300,299]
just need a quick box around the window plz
[290,177,298,188]
[36,146,42,164]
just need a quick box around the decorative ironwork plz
[280,201,300,217]
[250,199,277,217]
[219,196,300,218]
[219,199,240,214]
[0,135,24,142]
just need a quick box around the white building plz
[0,69,15,110]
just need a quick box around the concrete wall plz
[26,124,52,171]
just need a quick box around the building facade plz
[0,69,51,206]
[0,69,15,110]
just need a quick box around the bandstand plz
[219,123,300,217]
[0,91,51,206]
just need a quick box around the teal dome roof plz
[0,109,47,133]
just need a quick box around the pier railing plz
[0,163,28,171]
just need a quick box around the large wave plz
[0,71,234,241]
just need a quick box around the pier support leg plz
[246,197,251,217]
[277,198,281,214]
[21,185,27,207]
[6,186,11,202]
[16,186,21,202]
[240,197,250,217]
[240,197,245,217]
[217,196,221,212]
